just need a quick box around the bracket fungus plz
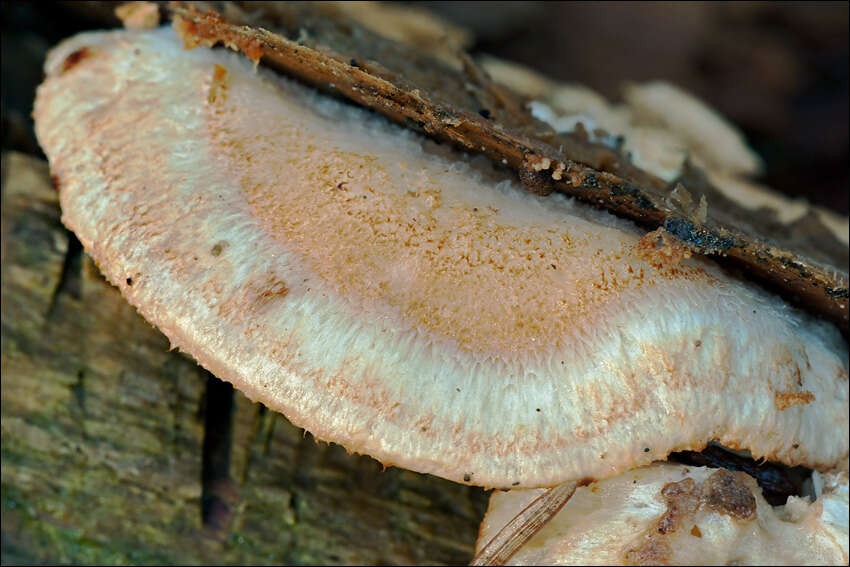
[32,4,848,565]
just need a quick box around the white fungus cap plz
[34,28,848,489]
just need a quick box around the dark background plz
[3,1,848,214]
[427,1,849,215]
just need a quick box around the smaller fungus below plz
[475,463,849,566]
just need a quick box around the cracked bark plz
[1,151,489,565]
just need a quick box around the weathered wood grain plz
[1,151,489,565]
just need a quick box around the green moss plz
[3,481,186,565]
